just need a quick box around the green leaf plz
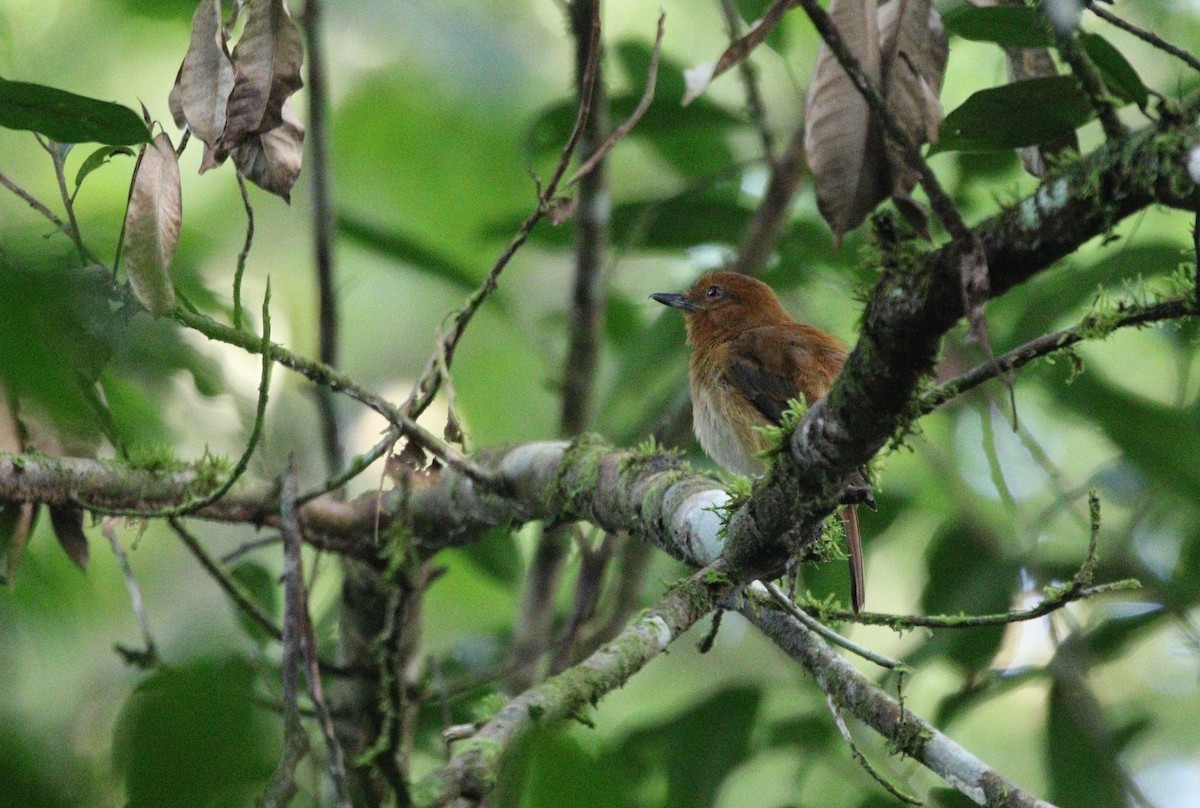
[935,76,1094,153]
[941,5,1050,49]
[913,516,1018,675]
[0,76,150,145]
[229,561,279,645]
[457,526,523,586]
[337,212,479,292]
[113,657,278,808]
[73,145,134,195]
[1047,674,1127,808]
[1082,33,1149,108]
[1054,371,1200,503]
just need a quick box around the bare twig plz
[1049,22,1127,140]
[826,694,922,805]
[261,463,312,808]
[80,286,275,518]
[171,304,499,487]
[233,171,255,331]
[44,140,90,264]
[560,0,612,437]
[921,296,1198,414]
[717,0,775,162]
[1086,1,1200,75]
[279,458,352,807]
[102,519,159,667]
[763,581,904,670]
[564,12,665,189]
[0,168,74,236]
[400,2,605,423]
[301,0,344,478]
[169,517,362,678]
[805,495,1139,630]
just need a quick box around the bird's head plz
[651,271,791,345]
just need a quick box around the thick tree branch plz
[721,110,1200,575]
[414,559,736,808]
[747,607,1057,808]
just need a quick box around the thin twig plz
[804,499,1138,630]
[170,304,500,488]
[1049,20,1126,140]
[689,0,797,103]
[763,582,905,670]
[564,12,665,189]
[717,0,775,162]
[298,426,399,505]
[400,3,605,423]
[921,296,1198,413]
[559,0,612,437]
[80,285,275,518]
[169,517,362,678]
[233,171,255,331]
[280,458,353,807]
[825,694,922,805]
[1086,1,1200,75]
[0,168,73,234]
[261,457,312,808]
[102,518,159,667]
[44,139,90,264]
[302,0,344,478]
[732,127,806,276]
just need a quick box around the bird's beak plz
[650,292,695,312]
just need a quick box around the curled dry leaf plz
[233,97,304,200]
[180,0,235,148]
[168,66,187,131]
[49,505,89,571]
[682,0,796,105]
[804,0,886,244]
[0,384,34,582]
[222,0,304,153]
[878,0,948,195]
[123,132,183,316]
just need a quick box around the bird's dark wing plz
[722,325,844,425]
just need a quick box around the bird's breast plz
[692,382,769,477]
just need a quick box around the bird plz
[651,271,872,612]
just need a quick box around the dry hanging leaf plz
[683,0,796,105]
[49,505,88,570]
[878,0,947,194]
[804,0,887,244]
[179,0,236,149]
[232,97,304,200]
[123,132,182,316]
[168,66,187,131]
[222,0,304,152]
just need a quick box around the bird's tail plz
[840,505,865,613]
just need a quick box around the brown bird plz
[652,271,871,611]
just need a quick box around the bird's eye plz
[706,285,722,299]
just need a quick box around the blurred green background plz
[2,0,1200,806]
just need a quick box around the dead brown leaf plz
[180,0,236,148]
[123,132,182,316]
[804,0,887,244]
[683,0,797,105]
[49,505,89,571]
[878,0,947,194]
[222,0,305,153]
[233,97,305,201]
